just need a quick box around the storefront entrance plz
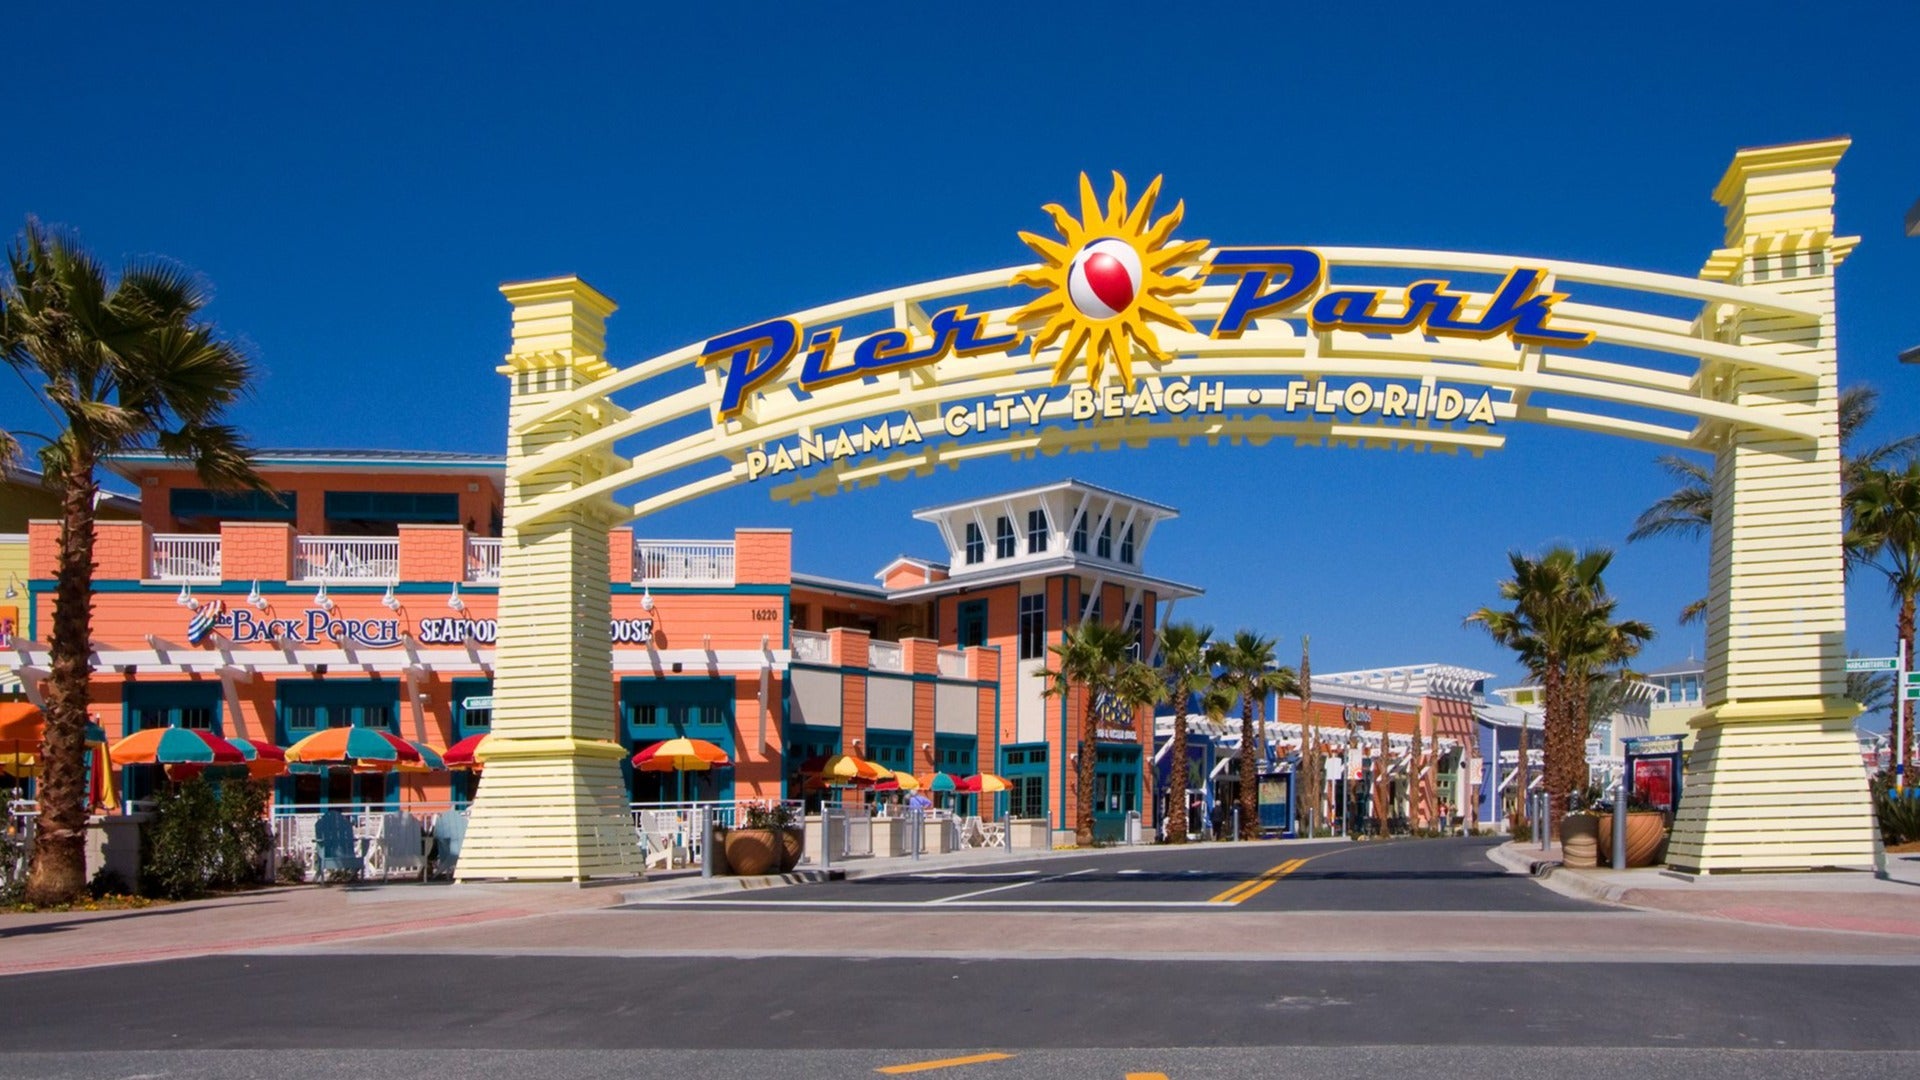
[620,677,735,804]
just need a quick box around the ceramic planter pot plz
[1559,814,1600,868]
[778,826,804,873]
[1595,811,1670,868]
[723,828,780,876]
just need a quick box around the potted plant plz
[1595,790,1670,868]
[723,803,800,876]
[1559,784,1603,869]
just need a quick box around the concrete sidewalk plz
[1490,840,1920,938]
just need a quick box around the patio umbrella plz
[286,727,437,771]
[111,727,246,767]
[956,772,1010,793]
[872,772,921,792]
[807,752,890,784]
[632,737,730,771]
[444,732,493,771]
[165,736,288,782]
[633,737,731,801]
[0,707,116,809]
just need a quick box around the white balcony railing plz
[938,648,968,679]
[151,534,222,582]
[297,537,399,582]
[634,540,734,586]
[791,629,831,663]
[868,640,904,672]
[466,538,502,583]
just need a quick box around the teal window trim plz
[122,681,225,806]
[957,598,988,649]
[274,679,402,743]
[323,490,459,523]
[452,677,493,738]
[169,488,296,522]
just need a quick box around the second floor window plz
[964,522,984,565]
[1027,509,1049,554]
[1018,593,1046,660]
[1071,514,1088,553]
[996,516,1017,559]
[1120,525,1136,564]
[1097,520,1113,560]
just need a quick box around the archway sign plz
[456,138,1876,881]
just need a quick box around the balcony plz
[151,535,222,583]
[867,640,904,672]
[466,538,502,583]
[938,648,968,679]
[791,629,830,663]
[634,540,734,587]
[296,537,399,582]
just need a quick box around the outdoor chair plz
[313,810,363,879]
[432,810,467,878]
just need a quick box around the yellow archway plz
[456,138,1875,880]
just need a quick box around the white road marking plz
[929,867,1096,904]
[903,870,1040,880]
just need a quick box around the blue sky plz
[4,2,1918,698]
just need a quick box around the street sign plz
[1905,672,1920,700]
[1584,737,1602,760]
[1845,656,1898,672]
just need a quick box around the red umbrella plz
[445,732,492,771]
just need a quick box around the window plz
[1071,514,1088,553]
[1125,603,1143,642]
[1097,520,1113,559]
[936,736,975,774]
[453,678,493,736]
[1120,525,1135,564]
[1011,775,1046,819]
[324,490,459,536]
[1018,593,1046,660]
[274,680,403,809]
[957,599,989,648]
[620,677,737,805]
[963,522,985,565]
[1027,509,1049,554]
[169,489,295,527]
[1084,591,1103,625]
[995,516,1016,559]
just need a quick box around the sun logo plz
[1010,172,1209,392]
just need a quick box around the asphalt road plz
[4,838,1914,1079]
[632,836,1609,912]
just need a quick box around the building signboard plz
[198,608,653,649]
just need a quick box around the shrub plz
[1874,784,1920,846]
[0,822,25,907]
[1509,816,1533,843]
[143,776,275,899]
[742,802,799,830]
[276,850,309,885]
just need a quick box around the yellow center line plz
[1227,857,1307,904]
[875,1052,1016,1074]
[1208,857,1304,904]
[1126,1073,1172,1079]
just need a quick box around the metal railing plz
[296,537,400,582]
[151,534,222,582]
[270,803,459,882]
[937,648,968,678]
[466,538,502,582]
[791,629,831,663]
[634,540,734,586]
[868,640,904,672]
[630,798,803,869]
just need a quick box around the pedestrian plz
[1209,799,1228,841]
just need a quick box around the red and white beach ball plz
[1067,239,1142,319]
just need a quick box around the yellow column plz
[1669,139,1876,873]
[456,277,644,881]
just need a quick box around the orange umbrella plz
[956,773,1011,794]
[632,737,730,772]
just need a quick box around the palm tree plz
[1041,620,1137,846]
[1845,459,1920,773]
[1,220,262,904]
[1153,622,1213,844]
[1466,547,1653,837]
[1630,385,1920,623]
[1208,630,1301,841]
